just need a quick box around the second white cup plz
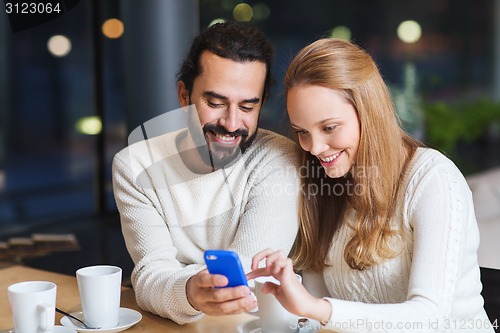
[8,281,56,333]
[76,265,122,329]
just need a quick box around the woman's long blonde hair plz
[286,38,421,271]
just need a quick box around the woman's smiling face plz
[287,84,360,179]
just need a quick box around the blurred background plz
[0,0,499,324]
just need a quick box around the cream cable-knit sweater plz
[303,148,493,332]
[112,129,300,324]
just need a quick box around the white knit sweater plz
[303,148,494,333]
[112,129,300,324]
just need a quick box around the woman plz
[247,38,494,332]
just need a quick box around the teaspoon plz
[56,307,101,330]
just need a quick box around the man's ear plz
[177,81,190,108]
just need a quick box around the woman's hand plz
[246,249,332,322]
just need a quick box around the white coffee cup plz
[76,265,122,329]
[8,281,56,333]
[251,274,302,333]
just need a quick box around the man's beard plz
[202,123,257,169]
[186,105,258,170]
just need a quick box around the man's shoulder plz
[242,129,300,182]
[114,129,182,163]
[242,129,298,170]
[251,129,296,153]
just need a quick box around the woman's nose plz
[308,136,329,157]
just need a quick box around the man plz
[112,22,299,324]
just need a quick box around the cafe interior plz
[0,0,499,331]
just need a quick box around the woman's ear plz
[177,81,189,107]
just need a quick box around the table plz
[0,265,257,333]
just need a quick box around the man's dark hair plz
[177,21,274,100]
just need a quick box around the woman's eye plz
[324,125,337,132]
[295,129,307,135]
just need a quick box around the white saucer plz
[53,326,79,333]
[0,326,77,333]
[237,318,320,333]
[60,307,142,333]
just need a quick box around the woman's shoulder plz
[402,147,469,201]
[407,147,461,178]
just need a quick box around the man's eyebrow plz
[203,91,228,100]
[203,91,261,104]
[243,97,261,104]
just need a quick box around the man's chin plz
[208,147,242,168]
[197,129,257,170]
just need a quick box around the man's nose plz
[219,106,241,133]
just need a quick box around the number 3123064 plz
[5,2,61,14]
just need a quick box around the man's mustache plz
[202,124,249,137]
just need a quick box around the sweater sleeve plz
[322,160,492,332]
[112,154,204,325]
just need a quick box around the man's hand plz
[186,269,257,315]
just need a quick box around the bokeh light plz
[102,18,124,39]
[47,35,72,57]
[75,116,102,135]
[397,20,422,44]
[233,3,253,21]
[329,26,352,41]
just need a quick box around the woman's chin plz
[324,166,348,179]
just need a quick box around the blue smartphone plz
[204,250,248,287]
